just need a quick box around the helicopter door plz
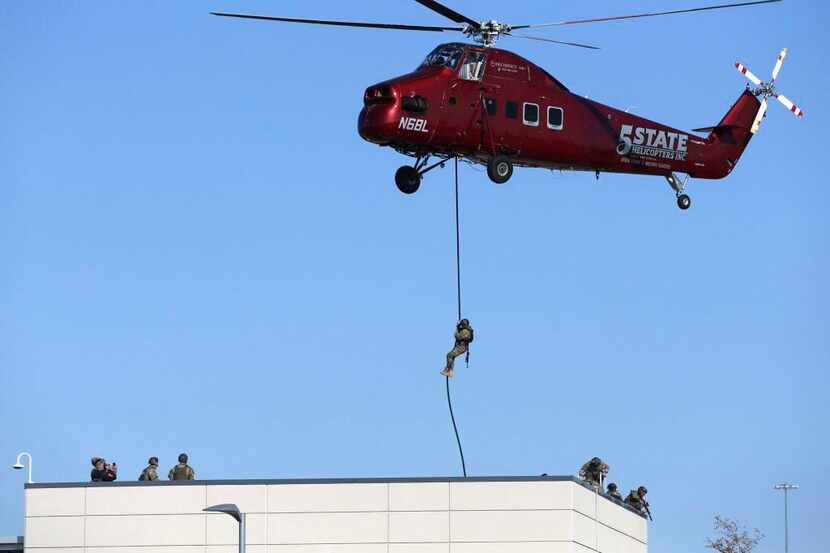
[441,51,488,147]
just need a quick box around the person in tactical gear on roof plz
[606,482,623,502]
[139,456,159,481]
[441,319,473,378]
[90,457,117,482]
[168,453,196,480]
[625,486,651,519]
[579,456,609,488]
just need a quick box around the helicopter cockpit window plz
[420,45,463,70]
[459,51,487,81]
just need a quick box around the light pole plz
[11,452,33,484]
[773,483,798,553]
[204,503,245,553]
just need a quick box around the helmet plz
[148,457,159,466]
[607,483,618,491]
[91,457,103,466]
[638,486,648,495]
[178,453,188,464]
[459,319,470,327]
[590,457,602,465]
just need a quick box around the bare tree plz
[705,516,764,553]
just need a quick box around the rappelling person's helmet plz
[178,453,188,464]
[148,457,159,466]
[607,483,618,491]
[590,456,602,466]
[638,486,648,495]
[458,318,470,328]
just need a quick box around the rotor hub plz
[464,20,512,47]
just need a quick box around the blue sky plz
[0,1,826,551]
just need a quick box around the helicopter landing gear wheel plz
[666,172,691,210]
[395,165,421,194]
[487,155,513,184]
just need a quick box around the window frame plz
[547,106,564,131]
[523,102,540,127]
[459,51,487,82]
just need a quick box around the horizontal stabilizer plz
[692,124,741,133]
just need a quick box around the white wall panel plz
[572,510,596,550]
[207,485,268,513]
[268,512,387,544]
[208,547,267,553]
[17,549,79,553]
[18,549,81,553]
[571,485,598,519]
[597,525,647,553]
[451,510,571,542]
[85,514,206,546]
[86,484,206,515]
[268,544,388,553]
[390,511,449,543]
[25,488,85,517]
[267,484,387,513]
[451,542,573,553]
[573,542,598,553]
[391,543,449,553]
[596,499,647,542]
[91,548,208,553]
[390,482,449,511]
[24,517,84,548]
[207,513,267,545]
[450,482,571,511]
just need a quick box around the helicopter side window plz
[459,51,487,81]
[523,102,539,127]
[420,45,463,70]
[547,106,564,130]
[505,101,518,119]
[484,98,497,116]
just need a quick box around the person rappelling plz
[441,319,473,378]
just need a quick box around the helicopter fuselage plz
[358,43,758,181]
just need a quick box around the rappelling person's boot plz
[441,367,454,378]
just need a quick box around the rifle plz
[641,501,653,522]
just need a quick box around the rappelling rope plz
[447,155,468,478]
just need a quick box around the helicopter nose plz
[358,84,400,145]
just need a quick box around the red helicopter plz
[213,0,804,210]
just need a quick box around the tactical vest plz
[172,464,191,480]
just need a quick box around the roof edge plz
[26,474,577,488]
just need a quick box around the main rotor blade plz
[510,34,600,50]
[413,0,480,28]
[513,0,781,30]
[210,12,463,32]
[771,47,787,82]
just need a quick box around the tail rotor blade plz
[751,97,768,134]
[774,93,805,118]
[771,47,787,82]
[735,62,762,85]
